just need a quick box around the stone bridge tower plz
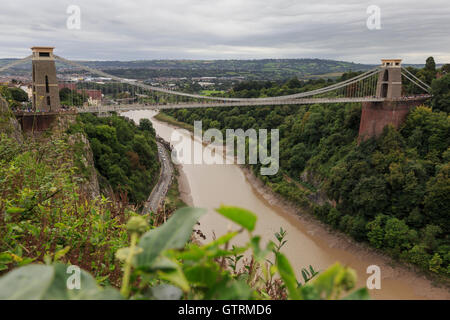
[376,59,402,99]
[31,47,60,112]
[358,59,423,141]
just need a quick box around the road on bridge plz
[143,141,173,214]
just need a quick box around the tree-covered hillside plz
[70,114,160,205]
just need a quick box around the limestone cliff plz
[53,114,101,199]
[0,96,23,144]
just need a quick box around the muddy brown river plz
[123,110,449,300]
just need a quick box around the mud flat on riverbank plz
[241,166,450,300]
[176,163,194,207]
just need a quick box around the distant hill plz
[0,58,373,80]
[69,59,376,80]
[0,57,440,81]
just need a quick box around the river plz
[123,110,449,300]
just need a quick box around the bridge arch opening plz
[383,69,389,82]
[45,75,49,93]
[381,83,389,98]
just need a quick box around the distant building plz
[20,85,33,100]
[80,89,103,106]
[198,82,215,87]
[58,83,103,106]
[59,83,77,90]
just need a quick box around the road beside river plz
[143,141,173,214]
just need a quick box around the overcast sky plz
[0,0,449,63]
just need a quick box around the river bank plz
[124,110,450,300]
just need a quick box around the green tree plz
[384,218,416,253]
[423,163,450,233]
[366,215,388,249]
[138,118,156,135]
[77,114,160,204]
[425,56,436,72]
[441,64,450,74]
[431,74,450,112]
[8,88,28,102]
[429,253,443,273]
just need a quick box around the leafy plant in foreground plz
[0,206,369,300]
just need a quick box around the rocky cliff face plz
[54,114,101,199]
[0,97,23,144]
[300,170,334,206]
[68,131,101,199]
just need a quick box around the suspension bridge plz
[0,47,432,138]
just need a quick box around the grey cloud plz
[0,0,449,63]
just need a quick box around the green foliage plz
[441,64,450,74]
[298,263,367,300]
[413,57,437,86]
[8,87,28,103]
[216,205,257,232]
[431,74,450,113]
[0,86,28,109]
[425,57,436,72]
[0,133,132,284]
[135,207,206,270]
[424,163,450,234]
[276,252,301,299]
[76,113,160,204]
[59,88,87,107]
[0,206,369,300]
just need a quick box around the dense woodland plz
[163,58,450,277]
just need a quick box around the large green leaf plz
[135,207,207,269]
[184,264,221,287]
[0,264,122,300]
[216,206,257,232]
[150,284,182,300]
[157,264,190,292]
[300,263,362,300]
[303,263,340,299]
[0,265,53,299]
[276,252,301,300]
[206,278,253,300]
[343,288,371,300]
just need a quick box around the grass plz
[154,112,194,132]
[201,90,225,96]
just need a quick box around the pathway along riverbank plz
[123,110,450,300]
[142,141,173,214]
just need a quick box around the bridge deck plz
[13,110,77,116]
[79,95,430,113]
[11,95,431,116]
